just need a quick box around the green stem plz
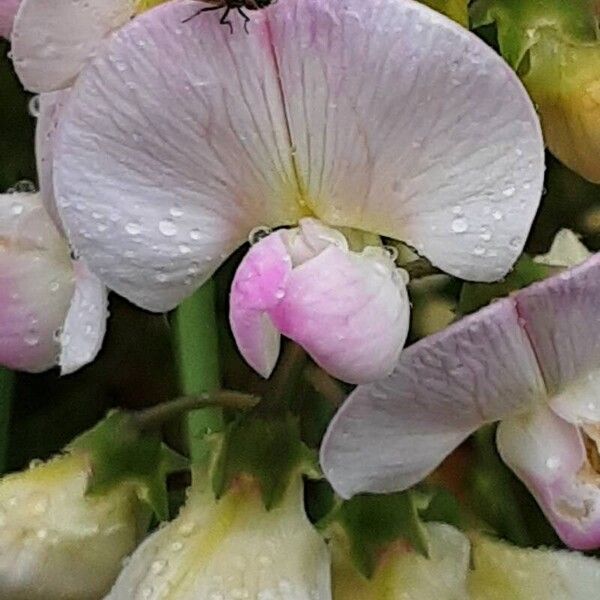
[0,369,13,474]
[173,281,222,465]
[136,392,259,431]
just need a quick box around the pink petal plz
[497,407,600,550]
[59,260,108,375]
[230,221,410,385]
[0,0,20,39]
[229,232,292,378]
[54,2,303,312]
[270,247,409,385]
[321,295,545,497]
[267,0,544,282]
[11,0,134,92]
[36,90,70,232]
[515,255,600,422]
[0,193,74,372]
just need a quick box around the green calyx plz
[212,410,318,510]
[322,491,432,579]
[67,410,187,521]
[471,0,600,69]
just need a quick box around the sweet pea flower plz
[10,0,165,92]
[52,0,544,383]
[0,452,150,600]
[105,476,331,599]
[322,253,600,550]
[0,90,107,374]
[0,0,20,39]
[0,189,107,373]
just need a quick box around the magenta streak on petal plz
[229,231,292,378]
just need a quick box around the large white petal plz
[267,0,544,282]
[321,297,546,498]
[54,2,304,311]
[11,0,134,92]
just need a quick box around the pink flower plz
[51,0,544,382]
[322,254,600,550]
[0,93,107,374]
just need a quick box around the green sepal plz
[325,491,430,579]
[458,254,553,315]
[68,410,188,521]
[470,0,599,69]
[419,0,469,27]
[212,411,315,510]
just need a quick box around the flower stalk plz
[0,368,12,474]
[172,281,223,466]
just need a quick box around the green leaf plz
[470,0,599,69]
[458,254,552,315]
[68,411,187,520]
[212,412,314,509]
[330,491,430,579]
[419,0,469,26]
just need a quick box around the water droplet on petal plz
[158,219,177,237]
[503,186,516,197]
[451,217,468,233]
[28,96,40,118]
[125,222,142,235]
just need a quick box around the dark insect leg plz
[182,5,223,24]
[238,8,251,34]
[220,7,234,34]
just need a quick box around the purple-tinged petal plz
[11,0,134,92]
[321,298,545,498]
[270,246,409,385]
[54,2,303,312]
[268,0,544,282]
[59,260,108,375]
[497,407,600,550]
[229,232,292,379]
[230,220,410,385]
[0,192,74,372]
[0,0,20,39]
[36,90,70,232]
[515,255,600,414]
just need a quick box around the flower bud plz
[0,452,149,600]
[332,523,470,599]
[469,533,600,598]
[523,36,600,183]
[106,476,331,599]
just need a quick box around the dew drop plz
[158,219,177,237]
[178,244,191,255]
[125,222,142,235]
[170,206,184,218]
[492,210,503,221]
[24,333,39,346]
[151,559,167,575]
[28,95,40,118]
[249,226,272,245]
[502,186,516,198]
[7,179,36,194]
[451,217,468,233]
[10,202,24,216]
[473,245,485,256]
